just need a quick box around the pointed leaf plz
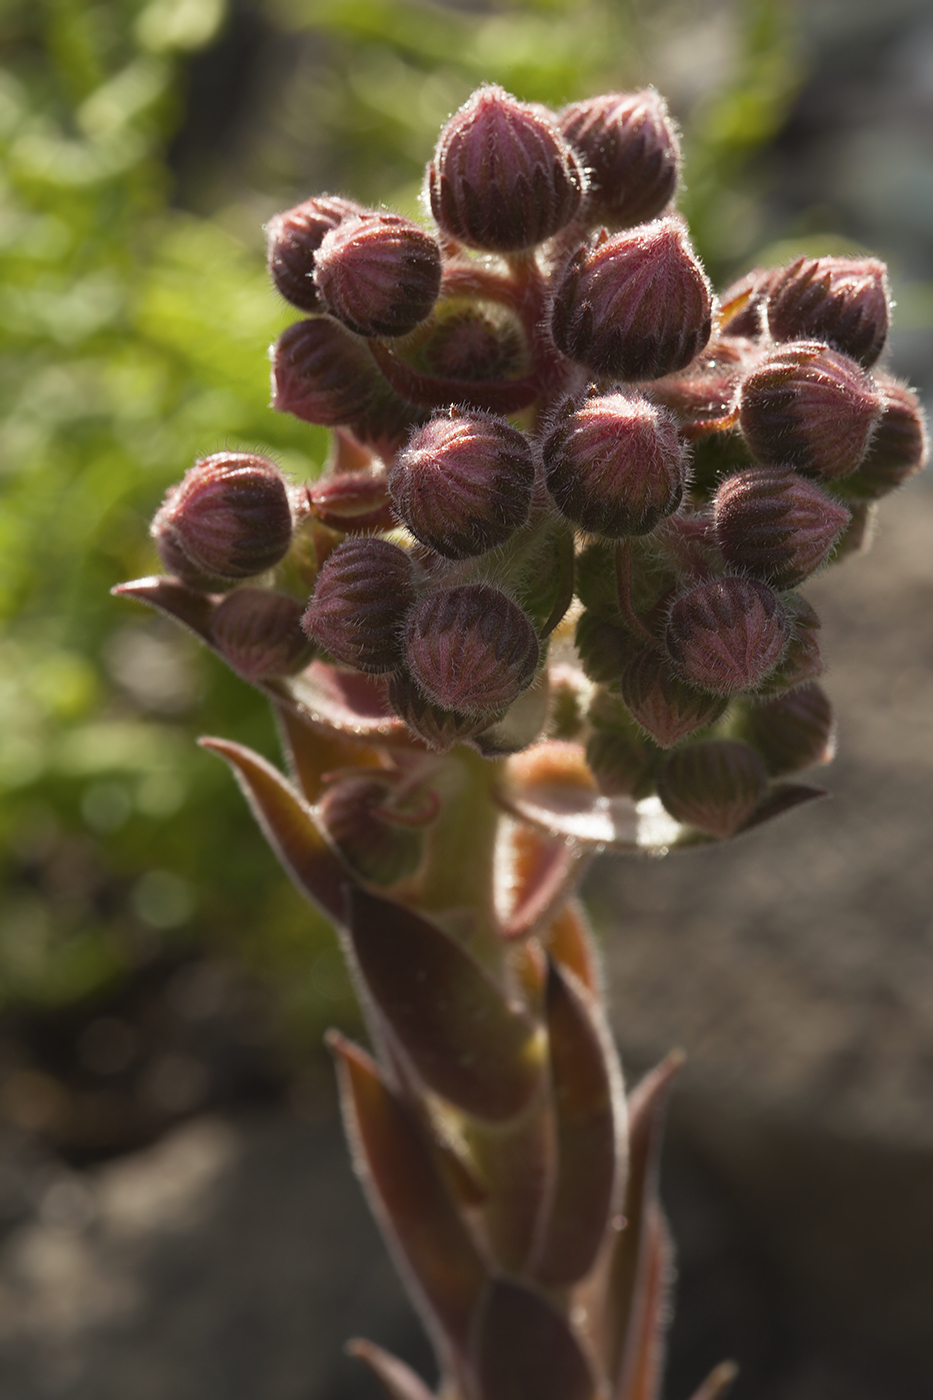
[347,1340,437,1400]
[281,660,410,740]
[531,961,622,1287]
[332,1036,487,1370]
[274,698,386,803]
[545,898,601,996]
[345,885,544,1122]
[601,1054,682,1392]
[464,1092,551,1273]
[112,576,216,645]
[473,1278,596,1400]
[502,825,587,942]
[687,1361,739,1400]
[198,737,347,922]
[739,782,828,833]
[614,1202,674,1400]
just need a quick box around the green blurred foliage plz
[0,0,802,1037]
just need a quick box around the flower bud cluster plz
[145,82,926,834]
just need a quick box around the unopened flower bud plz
[266,195,365,313]
[211,588,313,681]
[558,88,680,229]
[585,727,656,799]
[152,454,293,580]
[666,576,788,695]
[717,266,780,339]
[428,85,584,252]
[738,341,882,480]
[756,595,823,697]
[830,500,876,561]
[741,683,835,776]
[388,671,492,752]
[657,739,768,837]
[420,307,527,382]
[840,378,929,500]
[543,391,687,536]
[574,611,643,686]
[313,212,442,338]
[390,409,535,558]
[271,318,385,427]
[301,538,417,672]
[552,217,713,381]
[767,256,890,368]
[713,466,851,587]
[405,584,539,717]
[318,776,425,885]
[620,647,728,747]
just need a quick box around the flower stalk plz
[116,81,926,1400]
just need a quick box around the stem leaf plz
[472,1277,596,1400]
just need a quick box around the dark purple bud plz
[755,595,823,697]
[738,341,883,480]
[265,195,365,313]
[301,538,418,673]
[841,377,929,500]
[270,318,386,427]
[390,409,535,558]
[151,453,293,580]
[742,682,835,777]
[666,576,788,695]
[318,775,425,885]
[830,500,876,561]
[767,255,890,368]
[585,727,656,798]
[405,584,539,718]
[574,611,643,686]
[713,466,851,588]
[657,739,768,837]
[552,217,713,380]
[420,307,527,382]
[314,212,442,338]
[211,588,313,681]
[716,266,780,340]
[559,89,680,229]
[620,647,728,747]
[428,85,585,252]
[388,671,492,752]
[543,391,687,536]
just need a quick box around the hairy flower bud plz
[574,611,643,686]
[420,306,528,382]
[390,409,535,557]
[767,255,890,368]
[657,739,768,837]
[266,195,365,313]
[741,682,835,777]
[543,391,687,536]
[755,595,823,697]
[738,341,882,480]
[428,85,584,252]
[840,378,929,500]
[301,538,417,672]
[552,217,713,380]
[211,588,313,681]
[713,466,851,587]
[405,584,539,717]
[388,672,491,752]
[271,318,386,426]
[666,576,788,695]
[318,775,425,885]
[152,454,293,580]
[620,647,728,747]
[558,88,680,229]
[314,213,442,338]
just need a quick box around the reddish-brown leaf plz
[347,1340,437,1400]
[274,698,386,803]
[530,961,622,1287]
[739,782,828,833]
[283,660,411,740]
[198,737,347,921]
[502,825,588,942]
[346,885,544,1122]
[545,898,602,995]
[473,1278,596,1400]
[112,576,216,646]
[686,1361,739,1400]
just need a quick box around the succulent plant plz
[117,81,926,1400]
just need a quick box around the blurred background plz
[0,0,931,1395]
